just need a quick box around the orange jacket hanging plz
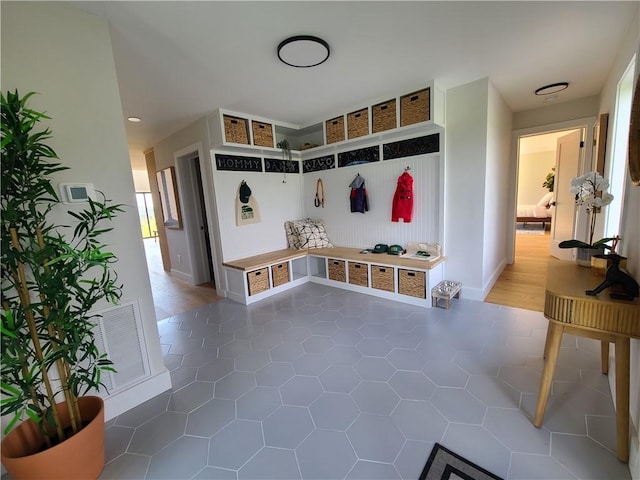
[392,171,413,222]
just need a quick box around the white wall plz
[513,96,600,131]
[1,2,170,420]
[299,134,443,250]
[517,151,555,205]
[483,82,513,290]
[445,78,490,299]
[132,169,151,192]
[597,10,640,477]
[211,161,304,262]
[152,120,215,283]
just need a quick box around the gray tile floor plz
[100,283,632,480]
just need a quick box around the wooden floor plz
[485,228,551,312]
[144,238,223,321]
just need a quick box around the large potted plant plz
[1,90,123,479]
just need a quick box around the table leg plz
[601,341,609,375]
[615,336,630,462]
[543,324,553,359]
[534,322,564,427]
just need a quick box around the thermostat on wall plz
[59,183,96,203]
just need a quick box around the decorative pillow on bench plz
[285,219,333,250]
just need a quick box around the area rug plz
[419,443,504,480]
[516,223,546,235]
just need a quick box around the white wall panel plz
[301,149,442,250]
[211,155,304,261]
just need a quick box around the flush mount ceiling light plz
[127,116,142,123]
[535,82,569,96]
[277,35,330,68]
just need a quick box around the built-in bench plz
[223,247,445,308]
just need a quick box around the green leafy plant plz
[542,168,555,192]
[1,90,123,448]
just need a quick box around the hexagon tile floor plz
[100,283,633,480]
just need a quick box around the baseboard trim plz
[103,369,172,421]
[170,269,193,284]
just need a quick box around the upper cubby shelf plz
[207,81,445,157]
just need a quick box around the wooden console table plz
[533,258,639,462]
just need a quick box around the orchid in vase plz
[559,171,617,252]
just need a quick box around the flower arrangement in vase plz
[558,171,618,266]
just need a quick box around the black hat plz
[239,181,252,203]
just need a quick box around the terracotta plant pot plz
[0,396,105,480]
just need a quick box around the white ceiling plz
[69,1,637,153]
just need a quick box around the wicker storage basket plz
[247,268,270,296]
[398,269,426,298]
[371,265,394,292]
[372,99,397,133]
[223,115,250,144]
[328,259,346,282]
[252,121,274,147]
[271,262,289,287]
[400,88,430,127]
[348,262,368,287]
[347,108,369,139]
[326,116,345,144]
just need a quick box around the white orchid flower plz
[567,172,615,246]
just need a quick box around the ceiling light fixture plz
[277,35,330,68]
[535,82,569,96]
[127,116,142,123]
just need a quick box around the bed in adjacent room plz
[517,192,554,228]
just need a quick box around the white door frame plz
[507,116,597,264]
[174,142,221,288]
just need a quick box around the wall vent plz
[91,299,149,394]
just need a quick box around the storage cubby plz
[252,120,274,147]
[400,88,430,126]
[247,268,269,296]
[223,115,250,145]
[372,99,397,133]
[209,82,443,156]
[398,269,426,299]
[325,116,345,144]
[347,108,369,139]
[224,248,445,308]
[291,256,309,280]
[328,259,346,282]
[371,265,394,292]
[307,255,327,279]
[348,262,368,287]
[271,262,289,287]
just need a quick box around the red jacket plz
[392,172,413,222]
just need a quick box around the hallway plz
[144,238,222,321]
[485,227,551,312]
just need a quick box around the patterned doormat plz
[419,443,504,480]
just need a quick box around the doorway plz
[133,147,221,321]
[486,120,594,311]
[516,128,583,261]
[174,143,218,289]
